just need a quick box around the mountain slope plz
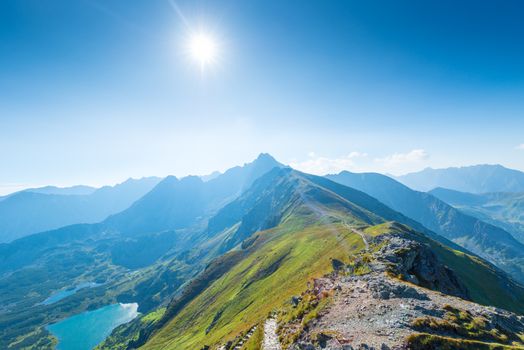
[396,164,524,193]
[0,177,161,243]
[326,171,524,283]
[124,169,392,349]
[100,170,524,350]
[430,187,524,243]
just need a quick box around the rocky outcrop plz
[372,233,469,300]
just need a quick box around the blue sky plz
[1,0,524,193]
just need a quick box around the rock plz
[373,235,469,300]
[292,295,303,307]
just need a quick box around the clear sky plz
[1,0,524,194]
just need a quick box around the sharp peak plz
[251,152,280,165]
[255,152,275,160]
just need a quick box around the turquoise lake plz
[47,303,139,350]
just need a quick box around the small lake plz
[47,303,139,350]
[42,282,101,305]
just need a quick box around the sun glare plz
[188,32,218,70]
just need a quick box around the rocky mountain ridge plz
[272,224,524,350]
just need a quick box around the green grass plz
[95,308,167,350]
[241,324,263,350]
[411,305,522,346]
[406,333,524,350]
[277,290,332,349]
[142,212,365,350]
[5,327,57,350]
[141,308,166,324]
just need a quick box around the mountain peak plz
[179,175,204,185]
[396,164,524,193]
[255,152,276,161]
[249,153,281,169]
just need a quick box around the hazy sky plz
[1,0,524,194]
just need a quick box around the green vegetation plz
[277,289,332,349]
[0,241,196,349]
[4,327,57,350]
[95,308,167,350]
[345,252,373,276]
[141,212,366,349]
[141,307,166,323]
[411,305,523,346]
[242,324,264,350]
[406,333,524,350]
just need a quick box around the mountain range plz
[396,164,524,193]
[2,155,524,350]
[0,177,161,243]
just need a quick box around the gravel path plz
[262,318,281,350]
[344,223,369,251]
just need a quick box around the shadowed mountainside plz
[430,187,524,243]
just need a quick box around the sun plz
[188,32,218,70]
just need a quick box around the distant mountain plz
[200,171,221,182]
[0,177,161,243]
[0,185,96,202]
[27,185,97,196]
[430,187,524,243]
[396,164,524,193]
[104,153,284,236]
[327,171,524,283]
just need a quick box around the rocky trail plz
[262,317,282,350]
[279,231,524,350]
[344,223,369,251]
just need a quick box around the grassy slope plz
[142,211,366,349]
[365,223,524,314]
